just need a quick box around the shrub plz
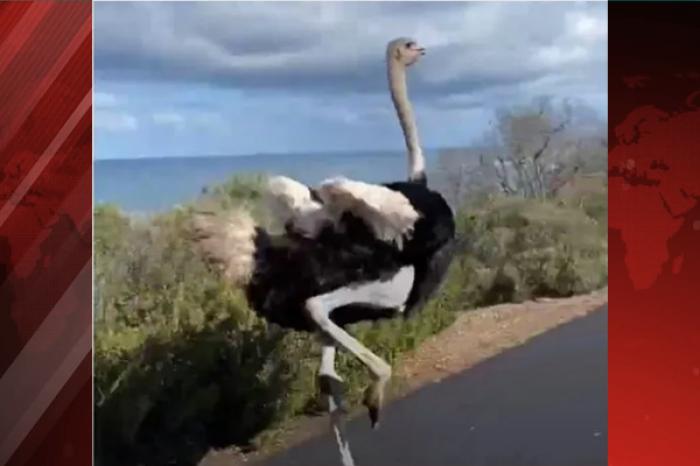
[456,195,608,303]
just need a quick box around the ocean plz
[94,150,440,213]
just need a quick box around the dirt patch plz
[395,288,607,391]
[199,288,608,466]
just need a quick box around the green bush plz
[94,174,607,466]
[457,195,607,304]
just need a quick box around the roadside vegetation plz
[94,99,607,466]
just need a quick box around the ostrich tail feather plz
[191,206,258,285]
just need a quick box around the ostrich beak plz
[418,48,426,55]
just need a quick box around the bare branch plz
[532,136,551,161]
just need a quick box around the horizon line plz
[93,146,476,162]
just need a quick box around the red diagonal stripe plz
[8,355,91,466]
[0,15,90,156]
[0,91,90,228]
[0,261,91,465]
[0,3,32,45]
[0,48,91,272]
[0,167,91,358]
[0,2,53,76]
[0,3,85,132]
[3,178,92,462]
[0,2,92,465]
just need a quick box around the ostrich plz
[192,38,455,464]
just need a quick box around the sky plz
[94,1,608,160]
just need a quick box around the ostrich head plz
[387,37,426,67]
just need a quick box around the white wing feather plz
[316,177,420,247]
[265,175,330,238]
[264,175,421,248]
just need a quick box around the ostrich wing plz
[265,175,331,238]
[265,175,421,247]
[316,177,420,247]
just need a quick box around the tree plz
[436,97,606,204]
[491,97,576,198]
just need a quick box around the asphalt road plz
[262,306,608,466]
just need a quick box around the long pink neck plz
[388,58,425,181]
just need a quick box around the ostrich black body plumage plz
[246,178,456,331]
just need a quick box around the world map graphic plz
[609,72,700,292]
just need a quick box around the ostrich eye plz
[405,42,414,49]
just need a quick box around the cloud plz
[95,110,138,132]
[189,111,228,130]
[150,109,227,132]
[94,91,139,132]
[94,92,119,108]
[567,11,607,41]
[94,1,607,103]
[93,2,607,159]
[152,111,186,129]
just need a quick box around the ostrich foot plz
[363,378,388,429]
[319,373,347,414]
[320,374,355,466]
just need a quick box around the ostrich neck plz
[388,60,425,181]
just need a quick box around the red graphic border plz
[2,2,700,465]
[0,2,92,466]
[609,3,700,466]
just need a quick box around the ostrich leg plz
[306,266,414,430]
[318,341,345,409]
[318,337,355,466]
